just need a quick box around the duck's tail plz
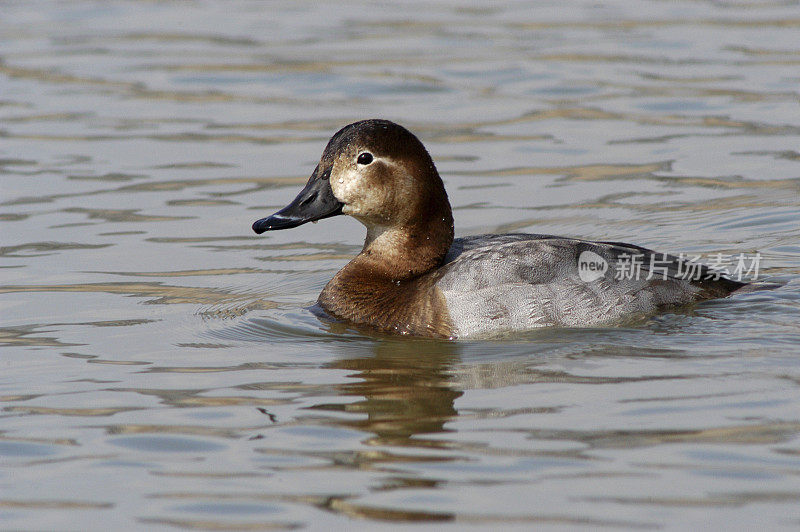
[729,280,785,294]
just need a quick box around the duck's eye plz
[357,152,373,165]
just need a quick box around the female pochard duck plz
[252,119,744,339]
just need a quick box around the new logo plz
[578,250,608,282]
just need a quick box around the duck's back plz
[435,234,744,337]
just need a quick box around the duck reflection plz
[313,338,463,447]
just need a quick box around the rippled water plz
[2,1,800,529]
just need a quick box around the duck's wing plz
[435,234,745,336]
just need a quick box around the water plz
[2,0,800,529]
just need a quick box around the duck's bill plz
[252,166,343,233]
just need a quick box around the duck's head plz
[253,119,454,255]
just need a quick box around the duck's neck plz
[357,214,454,281]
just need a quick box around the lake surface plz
[2,1,800,529]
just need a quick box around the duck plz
[252,119,745,339]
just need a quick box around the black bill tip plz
[252,214,305,234]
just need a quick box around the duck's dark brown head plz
[252,120,454,271]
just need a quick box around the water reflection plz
[316,339,463,448]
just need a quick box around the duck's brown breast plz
[317,264,455,338]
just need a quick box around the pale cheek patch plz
[331,167,388,219]
[331,168,364,207]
